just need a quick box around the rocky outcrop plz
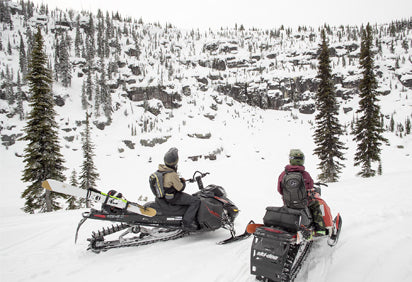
[127,86,182,109]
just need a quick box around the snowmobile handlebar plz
[311,182,328,196]
[186,171,210,190]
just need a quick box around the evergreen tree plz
[313,29,346,182]
[16,72,24,120]
[53,36,60,81]
[86,67,93,101]
[353,23,388,177]
[79,112,99,208]
[25,26,33,66]
[74,17,82,57]
[5,66,15,104]
[97,58,112,123]
[81,79,88,110]
[7,38,12,55]
[405,117,411,135]
[66,170,82,210]
[59,34,72,87]
[20,27,66,213]
[18,32,28,81]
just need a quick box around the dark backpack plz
[281,170,308,209]
[149,170,173,198]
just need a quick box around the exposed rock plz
[188,133,211,139]
[188,155,202,161]
[204,154,217,160]
[1,133,22,147]
[204,113,215,120]
[128,64,141,76]
[299,104,315,114]
[94,122,106,130]
[127,86,182,109]
[399,74,412,89]
[140,136,171,147]
[343,107,353,114]
[54,95,65,107]
[63,136,74,142]
[182,85,191,96]
[123,140,135,149]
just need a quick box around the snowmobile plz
[248,182,342,282]
[42,171,251,253]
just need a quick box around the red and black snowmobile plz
[43,171,250,253]
[248,183,342,282]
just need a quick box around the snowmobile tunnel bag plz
[263,206,311,233]
[197,198,223,230]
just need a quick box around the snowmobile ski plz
[327,213,342,247]
[42,179,156,217]
[217,220,255,245]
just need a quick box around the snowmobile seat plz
[145,198,188,216]
[263,206,312,233]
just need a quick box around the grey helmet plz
[164,147,179,167]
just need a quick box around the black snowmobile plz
[73,171,251,253]
[248,183,342,282]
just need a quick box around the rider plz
[277,149,326,236]
[159,147,200,231]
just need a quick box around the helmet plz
[289,149,305,166]
[164,147,179,167]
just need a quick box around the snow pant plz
[167,192,201,226]
[308,200,326,230]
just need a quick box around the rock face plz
[126,86,182,109]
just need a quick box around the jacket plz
[158,164,185,193]
[277,165,314,195]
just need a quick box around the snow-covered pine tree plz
[25,26,33,66]
[21,27,66,213]
[18,32,27,81]
[406,117,411,135]
[74,17,82,57]
[97,58,112,123]
[66,169,83,209]
[79,112,99,208]
[81,79,88,110]
[59,34,72,87]
[313,29,346,182]
[86,66,93,101]
[16,72,24,120]
[353,23,388,177]
[96,10,104,59]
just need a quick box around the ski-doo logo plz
[257,251,279,261]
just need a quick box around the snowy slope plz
[1,142,412,282]
[1,94,412,281]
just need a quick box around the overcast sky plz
[29,0,412,30]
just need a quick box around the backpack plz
[281,170,308,209]
[149,170,173,198]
